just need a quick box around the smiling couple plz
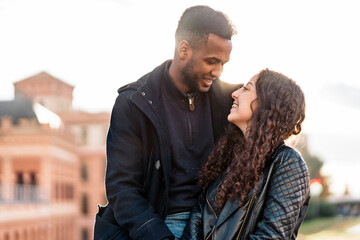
[94,5,310,240]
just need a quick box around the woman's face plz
[228,74,258,133]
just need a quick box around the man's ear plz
[178,40,191,60]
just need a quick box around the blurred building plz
[0,72,109,240]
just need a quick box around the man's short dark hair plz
[175,5,237,50]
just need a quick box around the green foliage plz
[305,198,337,220]
[291,134,330,197]
[319,200,337,217]
[296,136,323,179]
[302,149,323,180]
[299,217,340,235]
[299,217,360,237]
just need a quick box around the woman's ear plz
[250,98,258,112]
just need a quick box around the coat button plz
[148,100,152,104]
[142,92,146,96]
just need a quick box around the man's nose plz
[211,64,223,79]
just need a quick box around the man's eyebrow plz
[207,57,221,62]
[207,57,229,64]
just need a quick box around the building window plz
[81,194,89,215]
[69,184,74,199]
[81,126,88,145]
[103,194,108,206]
[0,177,2,200]
[81,163,88,182]
[62,182,66,199]
[103,157,107,176]
[29,172,37,201]
[30,172,37,185]
[65,183,74,199]
[55,182,59,199]
[15,172,24,200]
[16,172,24,184]
[14,231,19,240]
[65,184,69,199]
[81,228,89,240]
[23,230,28,240]
[103,125,109,144]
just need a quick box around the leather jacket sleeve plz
[181,193,206,240]
[105,93,173,240]
[248,149,310,240]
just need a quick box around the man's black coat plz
[94,60,240,240]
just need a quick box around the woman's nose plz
[232,84,244,99]
[232,89,240,99]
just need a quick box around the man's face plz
[181,33,232,93]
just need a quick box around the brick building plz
[0,72,109,240]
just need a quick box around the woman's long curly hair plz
[198,69,306,209]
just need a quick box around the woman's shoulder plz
[270,145,310,196]
[274,145,308,171]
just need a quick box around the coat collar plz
[121,59,240,143]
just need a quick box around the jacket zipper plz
[236,194,256,240]
[206,226,216,240]
[187,94,195,111]
[186,94,194,145]
[205,194,218,240]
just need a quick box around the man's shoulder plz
[116,60,170,96]
[117,72,151,96]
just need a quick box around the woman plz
[181,69,310,240]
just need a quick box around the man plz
[94,5,240,240]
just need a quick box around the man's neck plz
[168,59,190,94]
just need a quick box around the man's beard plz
[181,58,200,93]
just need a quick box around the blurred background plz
[0,0,359,239]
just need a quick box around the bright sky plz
[1,0,360,197]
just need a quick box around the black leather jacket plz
[181,145,310,240]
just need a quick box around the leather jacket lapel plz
[215,188,257,228]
